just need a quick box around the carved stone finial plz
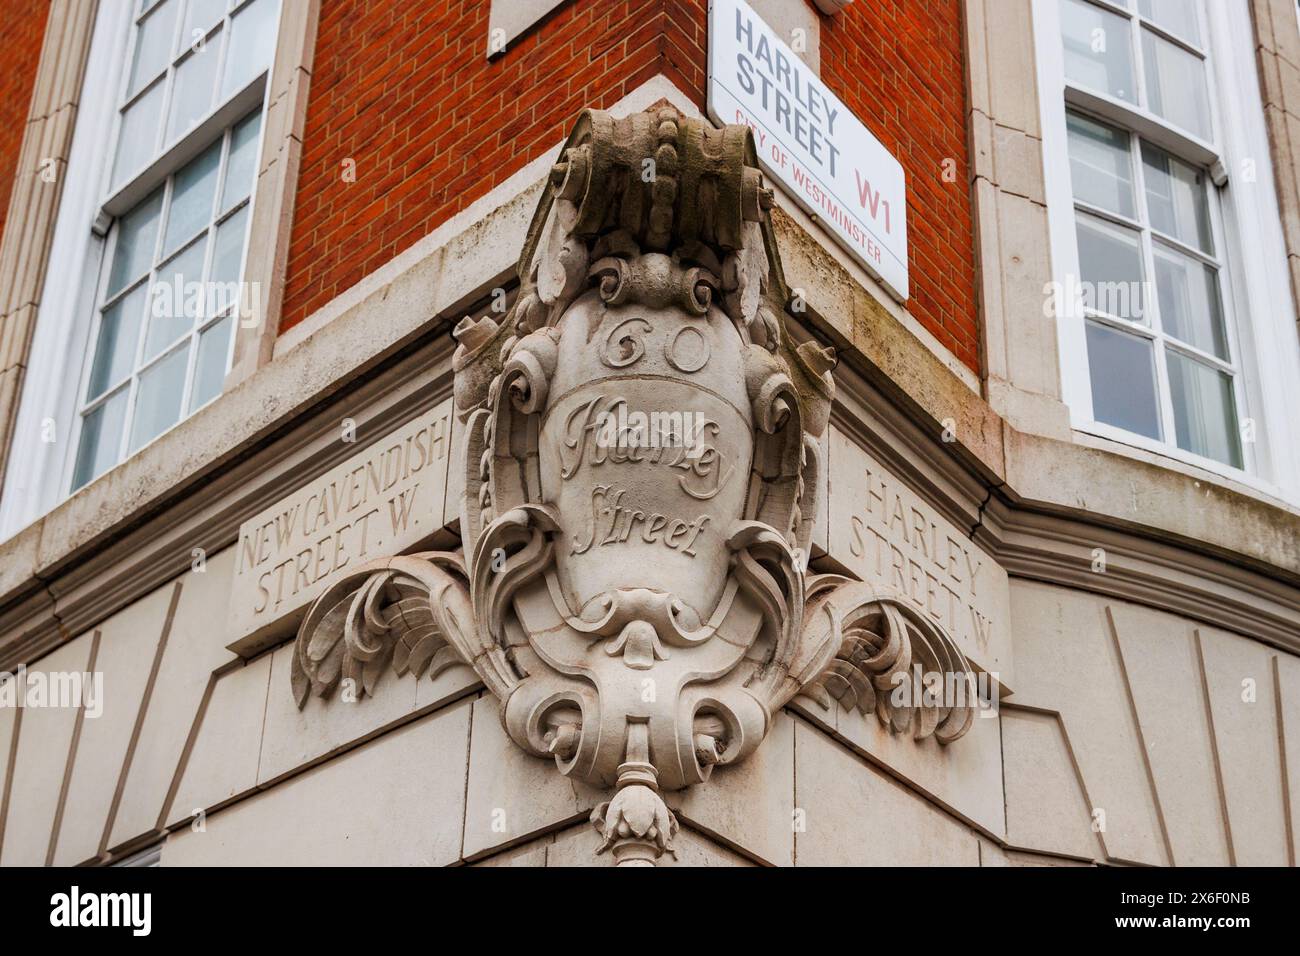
[590,722,678,866]
[290,105,978,866]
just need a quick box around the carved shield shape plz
[291,106,978,866]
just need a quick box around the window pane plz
[130,345,190,451]
[162,139,220,257]
[208,205,248,317]
[1142,29,1210,140]
[72,389,128,490]
[1153,242,1227,358]
[113,81,165,187]
[145,236,207,359]
[1167,351,1241,466]
[1066,111,1135,217]
[221,110,261,212]
[223,0,281,98]
[88,283,147,400]
[127,0,179,98]
[167,41,220,143]
[1086,320,1162,439]
[211,203,248,288]
[108,189,163,297]
[190,313,233,411]
[1061,0,1136,103]
[1141,143,1212,253]
[1075,213,1147,323]
[1137,0,1200,46]
[184,0,228,39]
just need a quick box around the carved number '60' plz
[600,318,653,369]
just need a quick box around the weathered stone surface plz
[109,550,240,849]
[168,655,272,827]
[259,640,415,786]
[472,839,551,867]
[258,638,479,786]
[1008,580,1169,865]
[792,719,980,865]
[790,686,1005,839]
[1275,651,1300,864]
[1002,426,1300,580]
[0,634,94,866]
[1108,603,1230,866]
[0,520,39,608]
[0,701,18,858]
[1198,626,1290,866]
[462,694,604,859]
[161,702,470,866]
[667,711,795,866]
[979,840,1095,867]
[1001,709,1101,861]
[51,585,174,866]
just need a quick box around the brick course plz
[0,0,51,255]
[821,0,979,370]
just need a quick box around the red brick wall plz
[821,1,978,371]
[280,0,707,331]
[280,0,979,374]
[0,0,51,253]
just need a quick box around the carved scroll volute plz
[290,552,517,708]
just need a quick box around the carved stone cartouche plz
[291,105,977,866]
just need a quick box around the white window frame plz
[1069,113,1249,468]
[68,113,258,493]
[0,0,281,537]
[1037,0,1300,502]
[101,0,274,219]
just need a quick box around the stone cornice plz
[0,335,458,672]
[825,354,1300,654]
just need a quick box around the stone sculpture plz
[291,105,977,865]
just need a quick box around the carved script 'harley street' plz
[571,484,712,556]
[559,396,736,500]
[828,428,1008,672]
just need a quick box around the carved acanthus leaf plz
[591,785,678,863]
[291,551,485,709]
[794,576,978,744]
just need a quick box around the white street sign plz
[707,0,909,301]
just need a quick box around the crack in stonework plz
[968,480,1001,542]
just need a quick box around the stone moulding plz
[292,105,978,866]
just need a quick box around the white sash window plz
[70,0,281,491]
[1039,0,1300,493]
